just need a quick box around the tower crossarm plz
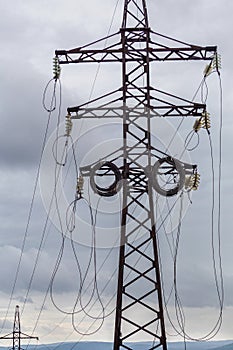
[55,32,217,64]
[148,44,217,61]
[68,103,206,119]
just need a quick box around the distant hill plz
[0,340,232,350]
[209,344,233,350]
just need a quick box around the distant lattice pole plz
[0,305,38,350]
[13,305,20,350]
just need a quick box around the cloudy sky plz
[0,0,233,347]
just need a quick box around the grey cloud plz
[0,319,13,331]
[13,296,34,304]
[0,0,232,343]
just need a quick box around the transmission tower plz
[55,1,217,349]
[0,305,38,350]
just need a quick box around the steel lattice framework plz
[0,305,38,350]
[56,1,217,349]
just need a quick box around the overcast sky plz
[0,0,233,347]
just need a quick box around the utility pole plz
[0,305,38,350]
[55,1,217,349]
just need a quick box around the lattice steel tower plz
[0,305,38,350]
[55,1,217,349]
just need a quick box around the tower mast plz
[114,1,167,349]
[55,1,217,349]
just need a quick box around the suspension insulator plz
[204,53,221,77]
[201,111,211,130]
[76,176,84,196]
[213,53,222,71]
[53,57,61,80]
[90,161,122,197]
[191,173,201,191]
[65,115,73,136]
[151,157,185,197]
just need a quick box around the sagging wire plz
[75,53,224,344]
[24,93,74,350]
[42,57,61,112]
[151,56,223,343]
[46,108,106,336]
[164,54,224,342]
[186,62,224,342]
[22,81,63,320]
[70,197,173,336]
[34,8,224,348]
[155,190,192,342]
[47,0,122,327]
[49,183,106,336]
[22,56,108,345]
[66,194,176,339]
[0,68,61,334]
[71,184,106,334]
[25,104,77,350]
[69,188,121,321]
[217,67,224,316]
[26,138,80,348]
[164,63,212,156]
[157,194,188,346]
[49,182,104,336]
[172,194,187,347]
[67,193,185,342]
[23,72,82,347]
[51,191,97,317]
[46,2,122,338]
[183,53,221,155]
[49,174,87,317]
[25,234,67,350]
[51,56,222,350]
[21,79,63,316]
